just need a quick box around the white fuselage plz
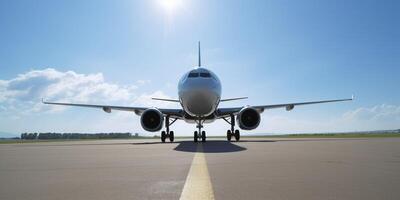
[178,67,221,121]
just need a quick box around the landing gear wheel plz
[169,131,174,142]
[201,131,206,142]
[227,130,232,141]
[194,131,198,142]
[161,131,166,143]
[234,129,240,141]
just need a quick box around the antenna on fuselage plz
[198,41,201,67]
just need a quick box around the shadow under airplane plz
[131,140,278,153]
[28,138,364,151]
[173,140,246,153]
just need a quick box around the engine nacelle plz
[237,107,261,130]
[140,108,164,132]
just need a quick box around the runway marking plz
[179,144,215,200]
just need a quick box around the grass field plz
[1,132,400,144]
[251,133,400,138]
[0,137,157,144]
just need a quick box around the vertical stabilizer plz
[198,41,201,67]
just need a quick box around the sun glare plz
[158,0,183,14]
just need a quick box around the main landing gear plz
[161,115,178,143]
[194,119,206,142]
[223,114,240,142]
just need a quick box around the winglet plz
[198,41,201,67]
[351,94,355,100]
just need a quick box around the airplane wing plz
[217,96,353,118]
[220,97,248,102]
[151,97,180,102]
[42,100,184,118]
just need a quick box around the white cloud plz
[256,104,400,134]
[342,104,400,122]
[1,69,398,135]
[0,68,183,134]
[133,90,176,108]
[0,68,173,116]
[136,79,151,85]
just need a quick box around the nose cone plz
[178,67,222,117]
[184,89,218,116]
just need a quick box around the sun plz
[158,0,183,14]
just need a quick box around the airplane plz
[43,42,353,143]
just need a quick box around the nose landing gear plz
[194,120,206,142]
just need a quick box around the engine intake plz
[237,107,261,130]
[140,108,164,132]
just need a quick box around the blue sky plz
[0,0,399,136]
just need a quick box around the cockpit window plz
[200,72,211,78]
[188,73,199,78]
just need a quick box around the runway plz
[1,137,400,200]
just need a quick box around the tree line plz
[20,132,137,140]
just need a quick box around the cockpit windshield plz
[188,73,199,78]
[200,72,211,78]
[188,72,212,78]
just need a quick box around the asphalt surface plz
[1,137,400,200]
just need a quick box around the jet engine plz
[140,108,164,132]
[237,107,261,130]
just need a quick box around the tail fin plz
[198,41,201,67]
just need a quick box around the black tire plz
[227,130,232,141]
[234,129,240,141]
[201,131,206,142]
[194,131,198,142]
[161,131,166,143]
[169,131,174,142]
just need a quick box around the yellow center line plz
[179,144,215,200]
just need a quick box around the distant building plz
[134,133,139,137]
